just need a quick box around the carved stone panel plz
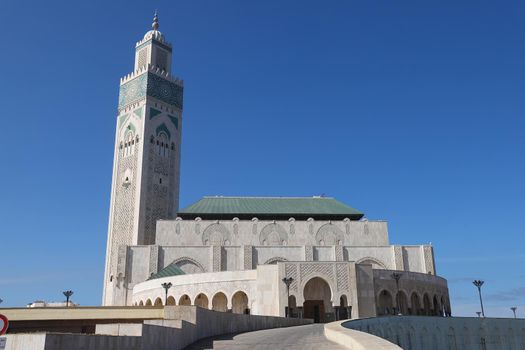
[212,245,222,272]
[394,246,404,271]
[243,245,253,270]
[148,245,159,276]
[285,264,299,293]
[304,246,314,261]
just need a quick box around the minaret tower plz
[103,13,183,306]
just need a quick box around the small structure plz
[27,301,79,308]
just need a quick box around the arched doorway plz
[423,294,431,316]
[179,294,191,306]
[410,292,421,315]
[433,295,440,316]
[288,295,297,318]
[194,293,209,309]
[338,294,351,320]
[166,296,176,306]
[145,299,152,306]
[138,300,144,306]
[303,277,332,323]
[212,292,228,312]
[154,297,163,306]
[397,291,408,315]
[232,291,249,314]
[378,290,393,316]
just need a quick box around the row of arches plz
[136,291,250,314]
[197,222,353,246]
[377,290,450,316]
[120,133,139,157]
[150,134,174,158]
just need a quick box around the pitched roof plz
[177,196,364,220]
[148,263,186,280]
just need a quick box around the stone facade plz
[103,15,450,321]
[103,16,183,306]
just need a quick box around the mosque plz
[102,14,450,323]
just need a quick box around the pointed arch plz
[202,223,231,246]
[172,256,206,274]
[264,257,288,265]
[356,257,387,269]
[259,222,288,245]
[156,123,171,139]
[315,223,344,246]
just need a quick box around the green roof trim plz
[178,196,364,220]
[148,263,186,280]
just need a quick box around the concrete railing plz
[342,316,525,350]
[5,306,312,350]
[324,320,401,350]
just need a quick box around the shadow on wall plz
[343,316,525,350]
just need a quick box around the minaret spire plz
[152,11,159,31]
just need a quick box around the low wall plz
[324,320,402,350]
[4,333,141,350]
[5,306,311,350]
[343,316,525,350]
[107,306,313,350]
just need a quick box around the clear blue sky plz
[0,0,524,317]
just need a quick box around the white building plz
[103,14,450,323]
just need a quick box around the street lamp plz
[63,290,73,307]
[282,277,294,318]
[161,282,172,305]
[472,280,485,317]
[391,272,402,315]
[511,307,517,319]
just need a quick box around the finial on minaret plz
[152,11,159,31]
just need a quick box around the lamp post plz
[63,290,73,307]
[282,277,294,318]
[161,282,173,305]
[511,307,517,319]
[472,280,485,317]
[391,272,402,315]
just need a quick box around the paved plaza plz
[186,324,345,350]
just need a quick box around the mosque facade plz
[103,14,450,322]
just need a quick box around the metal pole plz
[511,307,517,319]
[391,273,402,315]
[282,277,293,318]
[286,284,290,317]
[473,280,485,317]
[161,282,172,305]
[63,291,73,307]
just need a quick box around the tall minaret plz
[103,13,183,306]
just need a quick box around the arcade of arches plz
[136,290,250,315]
[377,290,451,317]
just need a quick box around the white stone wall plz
[133,269,259,313]
[156,219,389,247]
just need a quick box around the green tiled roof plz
[148,263,186,280]
[178,196,364,220]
